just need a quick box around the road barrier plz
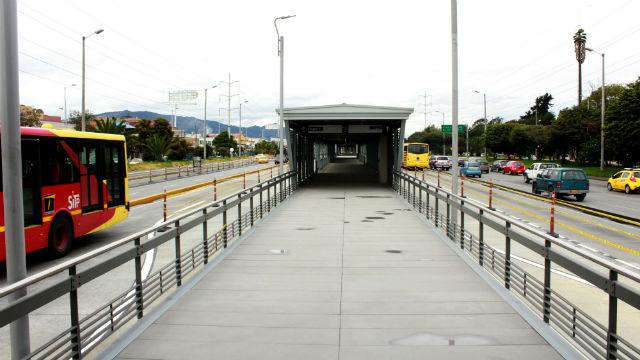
[395,170,640,360]
[129,164,281,208]
[0,171,297,359]
[128,158,256,184]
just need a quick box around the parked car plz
[434,156,452,171]
[607,169,640,194]
[460,161,482,178]
[503,161,526,175]
[490,160,509,173]
[532,168,589,201]
[470,158,490,173]
[255,154,269,164]
[274,154,289,164]
[429,155,441,169]
[523,163,560,183]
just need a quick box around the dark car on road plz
[490,160,509,173]
[274,154,289,164]
[470,158,490,173]
[531,168,589,201]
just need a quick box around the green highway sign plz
[441,124,466,134]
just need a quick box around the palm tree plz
[94,117,126,134]
[145,134,171,161]
[573,29,587,106]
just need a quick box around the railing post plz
[279,176,283,202]
[267,182,271,213]
[505,221,511,290]
[478,209,484,266]
[446,194,451,239]
[543,238,552,323]
[460,199,465,249]
[250,190,254,226]
[148,169,152,183]
[237,193,242,236]
[175,220,182,286]
[271,167,273,179]
[434,188,439,228]
[69,265,82,360]
[258,170,261,183]
[412,180,416,208]
[203,208,209,264]
[607,269,619,360]
[243,172,246,189]
[222,200,228,248]
[426,183,430,218]
[418,182,423,213]
[134,237,144,319]
[260,184,264,218]
[437,170,441,187]
[213,178,217,201]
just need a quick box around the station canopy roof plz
[280,104,413,123]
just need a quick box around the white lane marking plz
[491,248,595,288]
[578,244,599,252]
[174,200,206,214]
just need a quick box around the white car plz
[434,156,452,171]
[524,162,560,183]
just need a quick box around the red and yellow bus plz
[0,125,129,261]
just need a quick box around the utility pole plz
[81,28,104,131]
[219,72,239,134]
[275,15,295,174]
[64,84,75,123]
[451,0,459,223]
[239,100,248,156]
[418,91,431,130]
[1,0,31,357]
[587,48,606,171]
[203,85,218,160]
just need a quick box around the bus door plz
[79,143,103,212]
[21,139,42,226]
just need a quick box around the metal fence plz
[128,158,257,183]
[0,171,297,359]
[394,170,640,360]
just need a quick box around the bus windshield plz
[407,144,428,154]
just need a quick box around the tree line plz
[407,77,640,166]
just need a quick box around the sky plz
[15,0,640,135]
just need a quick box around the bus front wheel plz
[48,216,74,257]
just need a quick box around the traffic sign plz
[441,124,466,134]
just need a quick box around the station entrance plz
[280,104,413,185]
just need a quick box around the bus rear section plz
[0,127,129,261]
[402,143,430,170]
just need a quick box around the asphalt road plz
[408,168,640,272]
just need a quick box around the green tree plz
[145,134,171,161]
[509,124,534,158]
[485,123,513,157]
[520,93,555,125]
[605,78,640,166]
[254,140,279,155]
[213,131,238,157]
[20,105,43,127]
[552,105,600,163]
[152,118,174,140]
[406,125,447,154]
[94,117,126,134]
[67,110,96,131]
[168,138,194,160]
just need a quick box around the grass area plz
[486,157,622,178]
[128,156,254,172]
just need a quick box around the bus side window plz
[104,143,124,206]
[40,140,79,185]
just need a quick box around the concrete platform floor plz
[114,161,563,360]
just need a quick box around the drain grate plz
[386,249,402,254]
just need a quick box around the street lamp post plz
[239,100,248,156]
[473,90,487,156]
[586,47,605,171]
[81,28,104,132]
[429,110,446,154]
[203,85,217,160]
[275,15,295,174]
[63,83,75,123]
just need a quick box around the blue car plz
[460,161,482,178]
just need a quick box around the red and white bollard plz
[163,187,168,222]
[549,191,556,236]
[460,176,465,197]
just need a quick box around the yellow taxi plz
[607,169,640,194]
[255,154,270,164]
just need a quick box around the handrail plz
[395,170,640,283]
[0,171,293,299]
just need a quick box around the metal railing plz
[128,158,257,183]
[0,171,297,359]
[394,170,640,360]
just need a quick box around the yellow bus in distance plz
[402,143,430,170]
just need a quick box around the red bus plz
[0,125,129,261]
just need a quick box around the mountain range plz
[97,110,278,139]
